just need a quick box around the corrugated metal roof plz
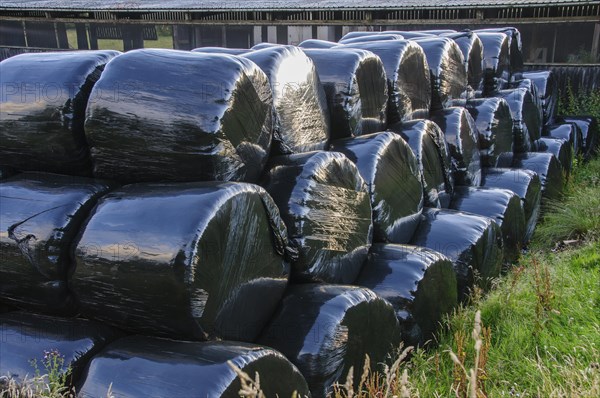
[0,0,597,12]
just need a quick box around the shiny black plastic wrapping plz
[381,31,435,39]
[543,123,583,156]
[338,34,404,45]
[431,107,482,186]
[413,37,467,111]
[261,151,372,284]
[390,120,454,208]
[521,71,557,125]
[496,152,564,200]
[534,137,574,176]
[355,244,457,347]
[71,182,290,342]
[302,48,388,138]
[558,115,599,160]
[191,47,250,55]
[450,186,525,264]
[476,32,510,94]
[0,312,119,384]
[466,97,514,166]
[510,78,544,131]
[441,31,483,92]
[475,27,523,74]
[330,132,424,244]
[251,43,282,50]
[298,39,340,49]
[77,336,310,398]
[258,284,401,398]
[344,40,431,123]
[0,172,112,314]
[410,208,503,300]
[85,49,273,183]
[0,165,16,180]
[0,51,120,176]
[481,168,542,241]
[243,46,330,154]
[496,88,542,152]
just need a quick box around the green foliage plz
[558,82,600,120]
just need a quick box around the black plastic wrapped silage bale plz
[0,51,120,176]
[413,37,467,111]
[496,152,564,200]
[302,48,388,138]
[0,172,112,314]
[242,46,330,154]
[258,284,401,398]
[262,151,372,283]
[410,208,503,300]
[85,49,273,183]
[330,132,424,244]
[71,182,290,342]
[431,107,482,186]
[557,115,599,160]
[475,27,523,74]
[0,312,119,385]
[509,78,544,131]
[496,88,542,152]
[533,137,574,176]
[450,186,525,264]
[77,337,310,398]
[390,120,454,208]
[338,34,404,45]
[251,42,282,50]
[465,97,514,166]
[343,40,431,123]
[481,168,542,241]
[191,47,250,55]
[441,31,484,92]
[521,70,558,125]
[355,244,457,347]
[476,32,510,94]
[298,39,340,49]
[543,123,583,156]
[0,165,16,180]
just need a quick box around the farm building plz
[0,0,599,63]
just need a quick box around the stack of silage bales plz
[0,25,596,398]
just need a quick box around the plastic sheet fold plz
[413,37,467,110]
[0,172,112,313]
[481,168,542,241]
[330,132,424,244]
[390,120,454,208]
[302,48,388,138]
[410,208,503,300]
[0,312,119,385]
[298,39,340,49]
[243,45,330,154]
[441,31,484,92]
[534,137,574,176]
[558,115,599,160]
[355,244,457,347]
[85,49,273,183]
[496,152,564,200]
[77,337,310,398]
[466,97,514,166]
[450,186,525,263]
[497,88,542,152]
[338,34,404,45]
[476,32,510,94]
[0,51,120,176]
[191,47,250,55]
[343,40,431,123]
[262,151,372,284]
[431,107,482,186]
[72,182,290,341]
[258,284,401,398]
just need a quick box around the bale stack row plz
[1,26,598,397]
